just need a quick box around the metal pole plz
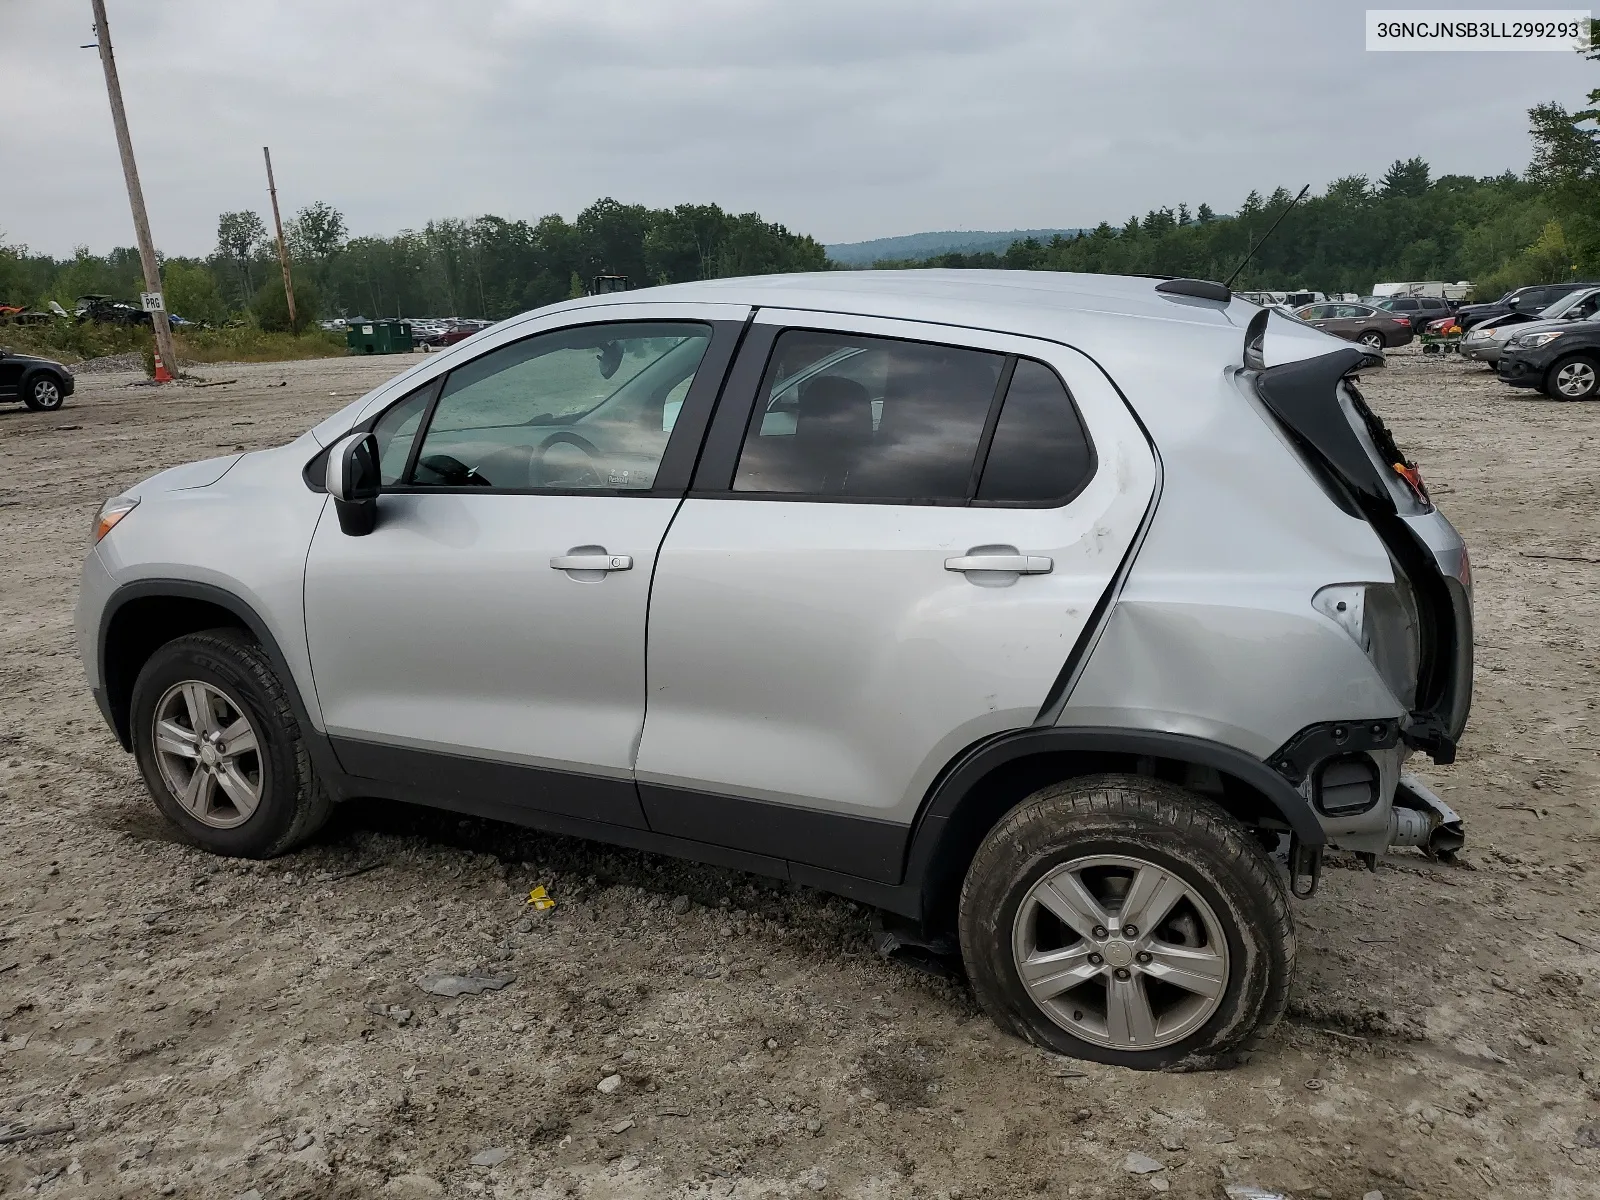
[88,0,177,382]
[1224,184,1311,290]
[263,147,298,332]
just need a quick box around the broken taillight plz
[1392,461,1430,505]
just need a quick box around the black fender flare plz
[899,725,1321,910]
[97,579,341,782]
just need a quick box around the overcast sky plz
[2,1,1594,257]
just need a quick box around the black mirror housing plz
[326,432,380,536]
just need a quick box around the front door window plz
[399,323,712,491]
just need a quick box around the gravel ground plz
[2,347,1598,1200]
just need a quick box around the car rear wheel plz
[1359,330,1385,350]
[1547,355,1599,400]
[958,774,1294,1070]
[130,628,332,857]
[23,375,64,411]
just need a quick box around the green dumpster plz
[346,320,413,355]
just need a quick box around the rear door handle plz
[944,554,1052,574]
[550,554,633,571]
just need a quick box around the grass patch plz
[0,320,150,364]
[0,320,346,370]
[176,327,346,364]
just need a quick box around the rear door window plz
[733,331,1003,500]
[728,329,1095,506]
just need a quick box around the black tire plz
[22,374,65,412]
[1358,329,1386,350]
[1545,354,1600,401]
[130,628,332,857]
[958,774,1294,1070]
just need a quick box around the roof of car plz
[573,269,1257,335]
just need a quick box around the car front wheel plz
[130,628,332,857]
[23,375,64,411]
[959,774,1294,1070]
[1547,355,1599,400]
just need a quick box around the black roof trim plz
[1155,278,1232,303]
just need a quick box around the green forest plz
[2,29,1594,325]
[0,199,827,329]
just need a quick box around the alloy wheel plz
[1011,854,1230,1050]
[1554,360,1597,398]
[32,380,62,409]
[151,680,263,828]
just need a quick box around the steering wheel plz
[531,432,604,488]
[415,453,492,487]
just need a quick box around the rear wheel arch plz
[903,728,1316,932]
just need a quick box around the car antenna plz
[1224,184,1310,289]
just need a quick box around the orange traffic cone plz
[153,348,174,383]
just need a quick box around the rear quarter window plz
[975,359,1096,505]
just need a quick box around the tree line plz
[0,198,828,329]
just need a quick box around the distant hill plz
[826,228,1084,266]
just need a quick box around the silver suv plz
[77,272,1472,1069]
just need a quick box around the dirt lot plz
[2,347,1598,1200]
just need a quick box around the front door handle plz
[550,553,632,571]
[944,554,1052,574]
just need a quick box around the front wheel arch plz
[99,582,323,762]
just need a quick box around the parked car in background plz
[419,321,485,349]
[1371,295,1452,331]
[1294,302,1414,348]
[1455,282,1599,333]
[76,272,1472,1070]
[1461,286,1600,365]
[1371,281,1473,302]
[1498,320,1600,399]
[0,347,74,411]
[1497,321,1600,401]
[76,294,152,327]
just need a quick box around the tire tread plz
[132,627,332,856]
[958,773,1295,1068]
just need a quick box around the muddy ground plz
[1,346,1598,1199]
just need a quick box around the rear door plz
[634,311,1157,880]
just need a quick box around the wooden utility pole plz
[263,147,298,332]
[88,0,176,382]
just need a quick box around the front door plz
[634,312,1157,880]
[303,310,739,826]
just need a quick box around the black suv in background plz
[0,348,74,411]
[1457,283,1599,333]
[1498,321,1600,399]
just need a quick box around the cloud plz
[1,0,1591,256]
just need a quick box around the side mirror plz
[326,432,380,536]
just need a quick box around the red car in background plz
[416,320,490,350]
